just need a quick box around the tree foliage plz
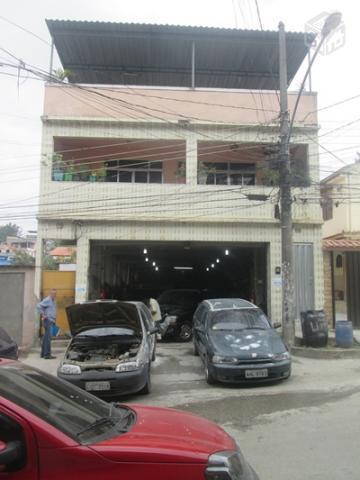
[13,251,35,266]
[0,223,22,243]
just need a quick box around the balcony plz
[51,137,310,188]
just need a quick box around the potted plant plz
[52,154,65,181]
[198,161,215,185]
[63,162,75,181]
[175,161,186,183]
[93,166,107,182]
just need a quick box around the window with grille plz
[104,160,163,184]
[204,162,256,186]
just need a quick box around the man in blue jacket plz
[37,289,57,359]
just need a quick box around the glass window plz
[210,309,270,331]
[0,364,133,445]
[149,171,162,183]
[135,171,148,183]
[202,162,255,186]
[119,171,132,182]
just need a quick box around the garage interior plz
[89,241,268,312]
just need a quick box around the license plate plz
[85,381,111,391]
[245,369,268,379]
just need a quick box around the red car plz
[0,358,259,480]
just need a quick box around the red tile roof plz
[323,239,360,251]
[49,246,75,257]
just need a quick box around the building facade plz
[321,161,360,327]
[35,21,323,329]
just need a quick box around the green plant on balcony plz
[261,166,311,187]
[52,153,65,181]
[198,161,216,184]
[63,161,75,181]
[175,161,186,182]
[91,166,107,182]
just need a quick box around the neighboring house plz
[35,21,323,325]
[49,246,76,261]
[321,161,360,327]
[0,234,36,257]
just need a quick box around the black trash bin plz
[300,310,328,347]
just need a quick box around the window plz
[105,160,163,184]
[204,162,256,186]
[336,254,343,269]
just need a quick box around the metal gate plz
[0,272,24,344]
[293,243,315,320]
[346,252,360,327]
[42,271,75,334]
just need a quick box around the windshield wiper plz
[76,417,118,438]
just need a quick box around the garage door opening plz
[89,241,268,312]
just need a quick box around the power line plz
[0,16,50,45]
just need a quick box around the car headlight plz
[212,355,238,364]
[166,315,178,325]
[205,450,244,480]
[273,351,291,361]
[59,364,81,375]
[116,361,139,372]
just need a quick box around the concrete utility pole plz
[278,22,295,347]
[278,13,342,347]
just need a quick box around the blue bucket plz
[51,324,60,337]
[335,321,353,348]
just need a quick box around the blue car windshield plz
[211,309,270,331]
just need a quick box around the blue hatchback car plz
[193,299,291,385]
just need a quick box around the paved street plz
[23,341,360,480]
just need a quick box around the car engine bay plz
[64,337,142,370]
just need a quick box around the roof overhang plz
[323,238,360,251]
[46,20,314,90]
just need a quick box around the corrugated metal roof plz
[323,239,360,251]
[46,20,314,90]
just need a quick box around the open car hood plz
[66,301,141,337]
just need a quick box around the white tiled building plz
[36,21,323,324]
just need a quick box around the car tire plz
[205,362,216,385]
[139,365,152,395]
[193,339,199,356]
[176,322,193,342]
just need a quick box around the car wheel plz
[139,365,152,395]
[176,322,193,342]
[193,339,199,356]
[205,362,216,385]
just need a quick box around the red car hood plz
[90,405,236,464]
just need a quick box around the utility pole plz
[278,22,295,347]
[277,13,342,347]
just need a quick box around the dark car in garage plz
[0,328,18,360]
[193,299,291,384]
[58,300,157,397]
[157,289,203,342]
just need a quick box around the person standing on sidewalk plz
[37,289,57,359]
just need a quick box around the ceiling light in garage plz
[211,264,215,268]
[225,249,229,255]
[145,257,149,262]
[173,266,193,270]
[152,262,156,266]
[216,258,220,263]
[143,248,148,254]
[155,266,159,271]
[206,267,210,272]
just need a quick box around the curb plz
[291,345,360,359]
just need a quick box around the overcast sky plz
[0,0,359,231]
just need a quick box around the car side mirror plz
[272,322,282,329]
[148,326,159,335]
[0,440,23,467]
